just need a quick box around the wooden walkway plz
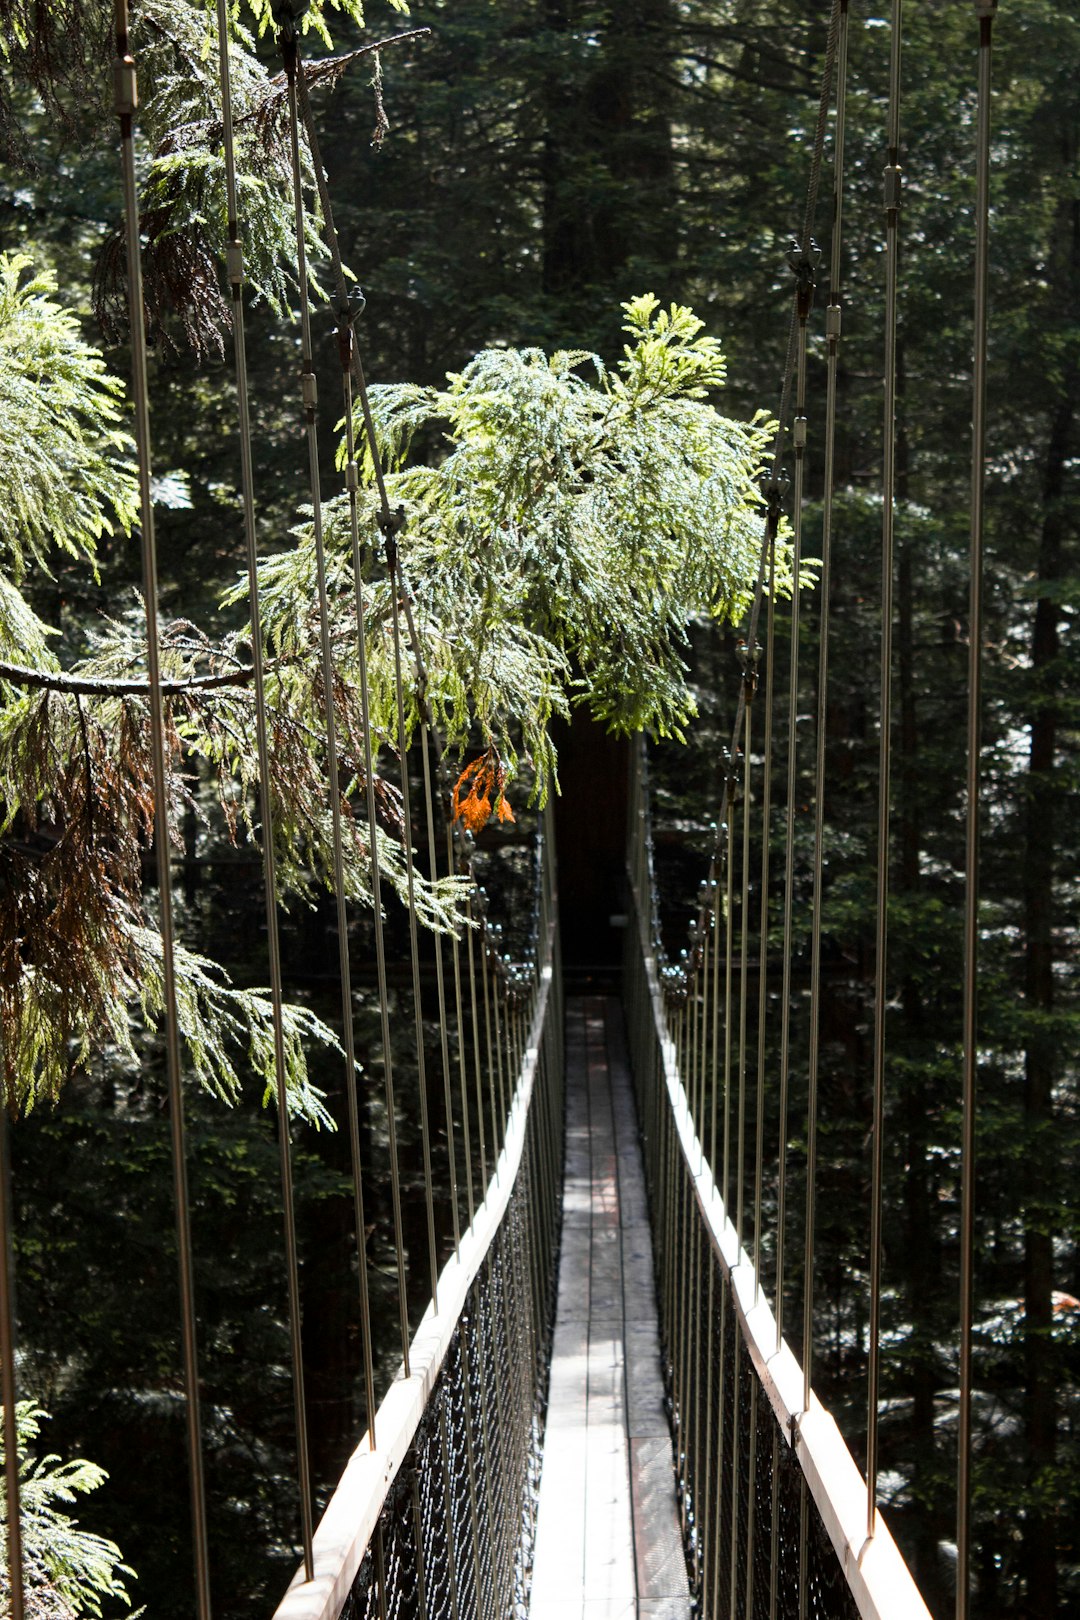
[530,997,691,1620]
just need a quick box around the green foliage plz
[240,0,408,46]
[94,0,331,354]
[248,295,782,799]
[0,253,135,586]
[1,1402,138,1617]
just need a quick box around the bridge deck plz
[530,996,691,1620]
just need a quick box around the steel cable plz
[958,5,996,1614]
[753,534,777,1302]
[213,0,315,1564]
[693,0,844,951]
[774,277,816,1373]
[112,5,211,1609]
[386,540,441,1304]
[805,0,850,1426]
[422,735,462,1251]
[0,1100,24,1620]
[279,17,418,1393]
[867,0,904,1539]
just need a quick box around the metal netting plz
[623,905,862,1620]
[338,1004,562,1620]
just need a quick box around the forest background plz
[0,1,1078,1618]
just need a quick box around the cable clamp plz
[226,242,244,288]
[270,0,310,42]
[377,504,407,538]
[883,164,903,215]
[344,461,359,493]
[762,473,789,522]
[301,371,318,410]
[112,56,138,116]
[377,504,407,571]
[826,303,842,341]
[793,415,808,452]
[788,237,821,321]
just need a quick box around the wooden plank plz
[583,1326,635,1605]
[532,996,689,1619]
[629,1438,688,1602]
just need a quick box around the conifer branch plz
[0,661,256,696]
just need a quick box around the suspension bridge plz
[0,0,1002,1617]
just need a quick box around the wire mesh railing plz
[275,889,563,1620]
[624,743,930,1620]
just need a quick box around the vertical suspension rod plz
[111,9,211,1613]
[958,5,995,1615]
[423,738,462,1252]
[775,291,811,1355]
[867,0,904,1540]
[805,0,850,1416]
[753,534,777,1299]
[385,528,441,1306]
[0,1102,24,1620]
[736,686,754,1251]
[214,3,315,1566]
[338,342,397,1426]
[280,28,414,1390]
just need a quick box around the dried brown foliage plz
[0,615,463,1110]
[0,0,110,166]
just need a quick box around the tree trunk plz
[541,0,676,320]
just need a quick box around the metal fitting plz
[376,504,407,539]
[826,303,842,340]
[788,237,822,321]
[344,461,359,492]
[226,242,244,288]
[793,415,808,451]
[112,56,138,116]
[884,164,903,214]
[301,371,318,410]
[270,0,310,41]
